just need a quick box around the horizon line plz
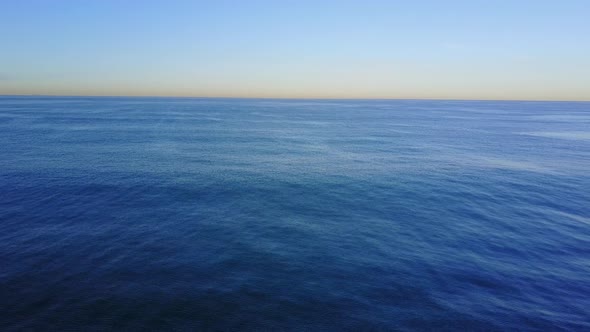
[1,94,589,103]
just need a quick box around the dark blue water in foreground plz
[1,97,589,331]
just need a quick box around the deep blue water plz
[1,97,589,331]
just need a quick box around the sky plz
[1,0,589,100]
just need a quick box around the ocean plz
[0,97,589,331]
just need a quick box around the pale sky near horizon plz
[1,0,589,100]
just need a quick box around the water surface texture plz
[1,97,589,331]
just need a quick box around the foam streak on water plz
[1,97,589,330]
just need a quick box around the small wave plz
[521,131,590,141]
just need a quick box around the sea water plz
[1,97,589,330]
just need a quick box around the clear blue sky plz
[1,0,589,100]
